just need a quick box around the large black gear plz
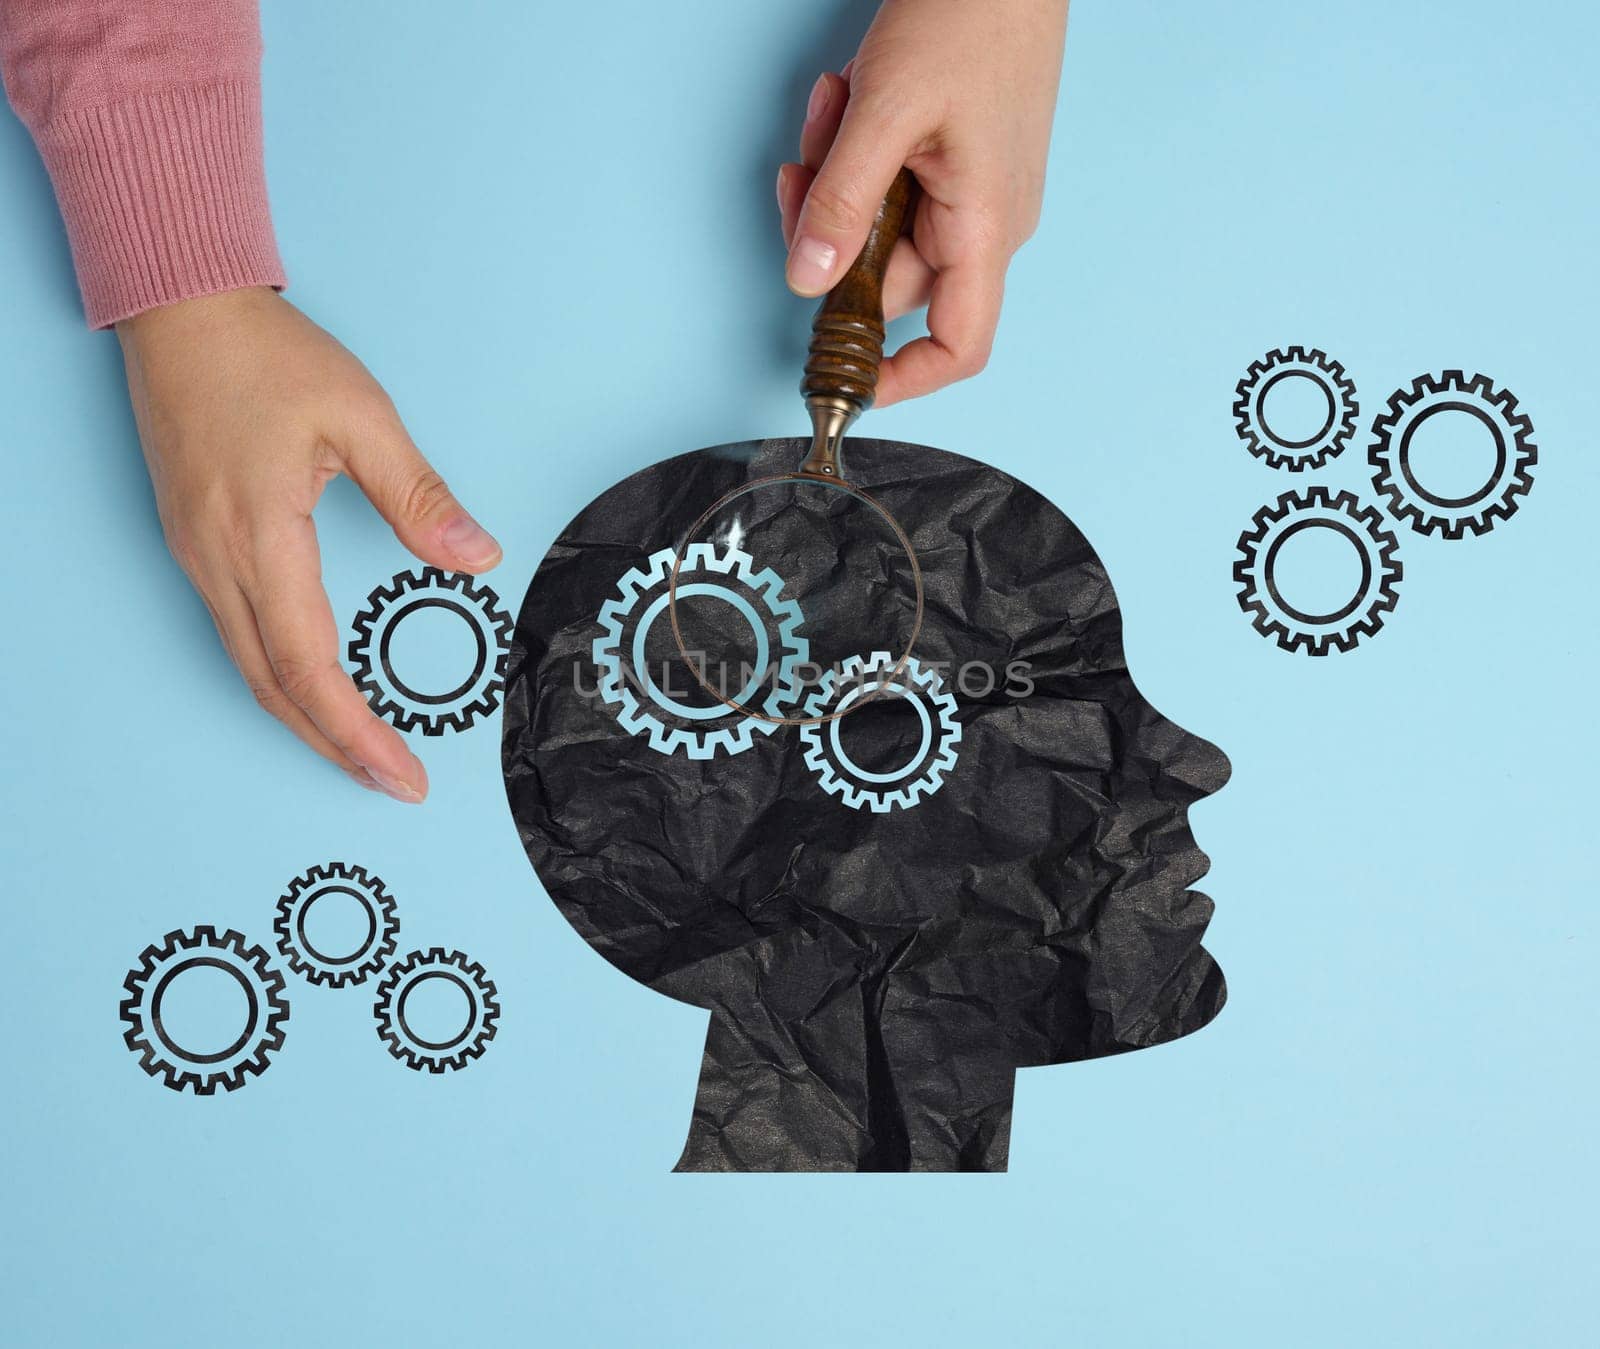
[1369,370,1536,538]
[1233,346,1359,471]
[121,926,290,1094]
[1234,487,1403,656]
[273,862,399,988]
[347,567,513,735]
[373,947,500,1073]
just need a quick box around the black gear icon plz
[1234,487,1403,656]
[1369,370,1536,538]
[273,862,399,988]
[347,567,513,734]
[1234,346,1359,471]
[373,948,500,1073]
[121,926,290,1094]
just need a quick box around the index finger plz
[787,87,918,298]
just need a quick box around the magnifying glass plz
[668,170,924,728]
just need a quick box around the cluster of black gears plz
[120,862,501,1093]
[1231,348,1537,655]
[121,568,515,1095]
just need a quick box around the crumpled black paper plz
[502,438,1229,1172]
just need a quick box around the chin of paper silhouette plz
[502,439,1229,1173]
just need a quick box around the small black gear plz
[121,926,290,1094]
[1369,370,1536,538]
[373,947,500,1073]
[1234,487,1403,656]
[273,862,399,988]
[347,567,513,734]
[1233,346,1359,470]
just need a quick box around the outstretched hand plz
[117,288,501,802]
[777,0,1070,407]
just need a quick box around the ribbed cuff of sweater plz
[33,79,286,329]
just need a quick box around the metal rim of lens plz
[667,473,924,728]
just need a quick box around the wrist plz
[116,286,279,345]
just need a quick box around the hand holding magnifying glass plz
[669,171,924,728]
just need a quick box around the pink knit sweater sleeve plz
[0,0,285,328]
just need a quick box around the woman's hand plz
[777,0,1070,407]
[117,287,501,802]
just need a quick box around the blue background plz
[2,0,1595,1343]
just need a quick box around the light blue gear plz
[799,652,961,812]
[592,543,808,759]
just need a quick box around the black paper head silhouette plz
[503,439,1229,1172]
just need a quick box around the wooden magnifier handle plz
[799,168,918,478]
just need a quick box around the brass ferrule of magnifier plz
[798,395,862,480]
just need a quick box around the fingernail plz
[787,236,837,295]
[440,513,502,569]
[776,164,790,207]
[806,73,831,123]
[366,765,424,804]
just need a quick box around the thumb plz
[342,417,502,573]
[786,91,916,298]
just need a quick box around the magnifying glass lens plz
[668,476,921,725]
